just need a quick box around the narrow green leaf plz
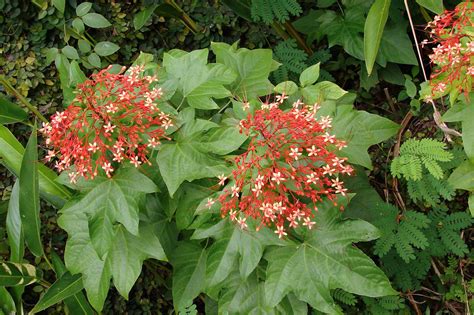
[76,2,92,16]
[0,262,37,286]
[133,5,158,30]
[364,0,391,75]
[52,0,65,13]
[19,125,43,257]
[0,287,16,314]
[299,63,321,87]
[0,125,71,208]
[0,95,28,125]
[94,41,120,57]
[82,13,111,28]
[171,242,207,312]
[50,252,95,315]
[6,181,24,263]
[416,0,444,14]
[30,272,83,313]
[469,194,474,217]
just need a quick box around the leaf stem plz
[0,76,48,124]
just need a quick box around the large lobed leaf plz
[264,198,396,314]
[58,167,166,311]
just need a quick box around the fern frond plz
[394,232,416,263]
[392,138,453,181]
[250,0,301,24]
[308,49,332,64]
[399,222,429,250]
[274,39,307,73]
[442,212,473,230]
[404,211,431,228]
[407,172,455,206]
[280,0,302,16]
[377,296,406,310]
[400,139,452,162]
[421,156,444,179]
[374,231,396,257]
[440,230,469,256]
[332,289,356,306]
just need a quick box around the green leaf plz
[0,94,27,124]
[0,125,71,208]
[76,2,92,16]
[6,181,24,263]
[461,106,474,161]
[404,77,417,98]
[157,142,229,196]
[322,8,365,60]
[299,63,320,87]
[59,212,166,311]
[0,287,16,314]
[87,53,101,68]
[69,61,87,86]
[378,25,418,65]
[62,45,80,60]
[364,0,391,75]
[94,41,119,57]
[78,39,91,53]
[30,272,83,313]
[171,242,207,312]
[72,18,85,34]
[55,53,75,105]
[331,105,399,169]
[19,125,43,257]
[82,13,111,28]
[163,49,234,110]
[416,0,444,14]
[52,0,65,13]
[264,200,395,314]
[196,125,247,155]
[274,81,299,95]
[448,160,474,191]
[62,167,157,257]
[133,5,158,30]
[211,42,276,98]
[50,252,95,315]
[221,0,252,21]
[469,194,474,217]
[0,262,37,286]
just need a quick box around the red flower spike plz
[40,65,173,182]
[422,4,474,101]
[218,98,353,238]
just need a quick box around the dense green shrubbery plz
[0,0,472,314]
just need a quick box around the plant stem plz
[0,76,48,124]
[283,21,313,55]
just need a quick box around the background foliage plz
[0,0,472,314]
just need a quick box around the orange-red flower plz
[41,65,172,182]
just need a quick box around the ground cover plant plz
[0,0,472,314]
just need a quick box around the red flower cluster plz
[212,96,353,238]
[40,65,173,182]
[422,3,473,100]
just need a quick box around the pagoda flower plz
[217,97,353,237]
[40,65,172,181]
